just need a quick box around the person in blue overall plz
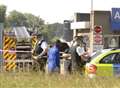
[47,40,60,74]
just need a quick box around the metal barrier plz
[2,35,38,71]
[13,59,34,72]
[0,53,70,74]
[0,59,35,72]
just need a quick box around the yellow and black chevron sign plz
[32,36,37,49]
[3,36,16,71]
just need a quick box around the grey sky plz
[1,0,120,23]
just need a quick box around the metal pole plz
[0,23,3,60]
[90,0,94,53]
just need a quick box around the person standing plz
[76,43,90,74]
[47,40,60,74]
[70,36,89,74]
[32,33,48,72]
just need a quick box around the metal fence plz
[0,57,69,75]
[0,59,36,72]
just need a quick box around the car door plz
[96,53,117,76]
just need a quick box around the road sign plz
[111,8,120,31]
[94,34,103,44]
[94,26,102,33]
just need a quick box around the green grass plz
[0,72,120,88]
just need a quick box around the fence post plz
[0,23,3,72]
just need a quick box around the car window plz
[100,53,117,64]
[91,51,102,59]
[113,53,120,64]
[89,49,112,62]
[88,51,102,62]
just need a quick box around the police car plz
[85,48,120,77]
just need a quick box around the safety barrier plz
[0,59,34,72]
[12,59,34,72]
[3,36,16,71]
[1,35,38,72]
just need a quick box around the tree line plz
[0,5,64,43]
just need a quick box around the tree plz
[5,11,44,32]
[24,13,44,32]
[3,9,64,43]
[7,10,26,26]
[41,23,64,43]
[0,5,7,23]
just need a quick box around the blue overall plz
[48,45,60,73]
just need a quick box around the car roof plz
[97,48,120,53]
[90,48,120,64]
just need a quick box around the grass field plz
[1,72,120,88]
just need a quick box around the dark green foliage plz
[0,5,7,23]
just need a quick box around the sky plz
[1,0,120,23]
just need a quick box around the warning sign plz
[94,34,103,44]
